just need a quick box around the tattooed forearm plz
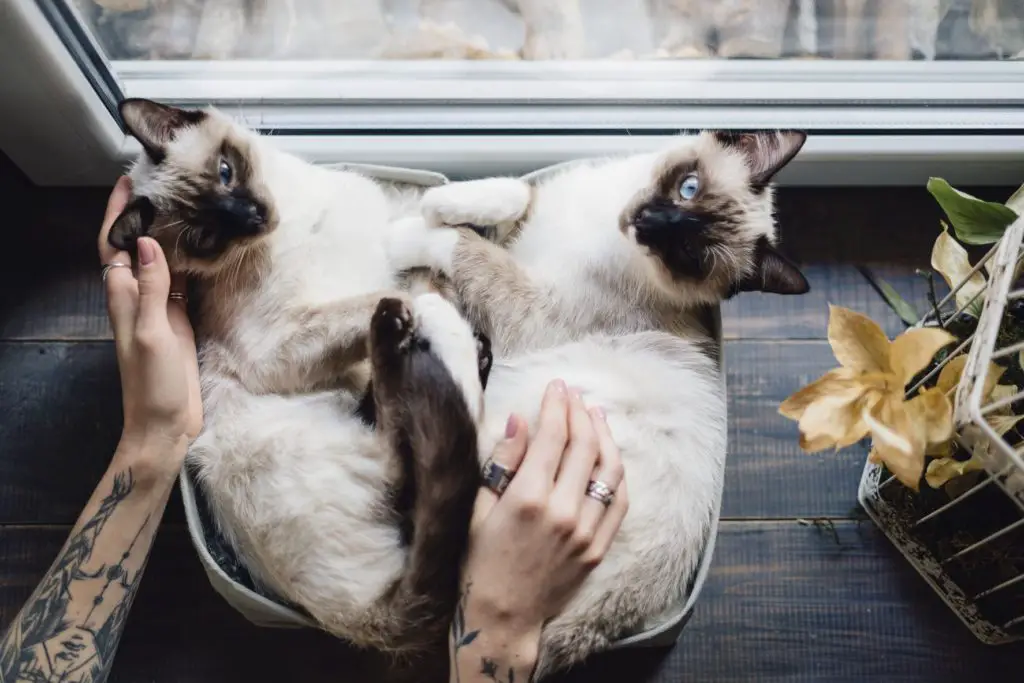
[0,468,160,683]
[449,583,538,683]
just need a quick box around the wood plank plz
[3,522,1021,683]
[0,342,184,525]
[0,340,860,524]
[722,263,937,340]
[722,340,868,520]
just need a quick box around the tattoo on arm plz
[0,469,154,683]
[449,583,532,683]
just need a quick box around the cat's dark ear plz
[713,130,807,185]
[735,238,809,296]
[108,196,156,253]
[119,98,206,163]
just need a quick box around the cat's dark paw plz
[474,330,493,390]
[371,297,414,357]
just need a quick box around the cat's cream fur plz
[388,131,809,675]
[113,100,491,657]
[114,98,808,675]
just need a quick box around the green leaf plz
[1006,182,1024,215]
[927,178,1018,245]
[857,266,920,325]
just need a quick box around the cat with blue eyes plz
[387,130,810,676]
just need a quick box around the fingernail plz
[569,387,583,401]
[551,379,567,395]
[505,414,519,438]
[591,407,606,422]
[137,237,155,266]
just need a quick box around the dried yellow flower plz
[931,229,986,315]
[779,305,956,491]
[924,360,1019,489]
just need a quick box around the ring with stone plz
[480,458,516,496]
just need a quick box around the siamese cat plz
[109,97,809,676]
[388,130,810,675]
[107,98,492,656]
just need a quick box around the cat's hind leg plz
[365,293,486,652]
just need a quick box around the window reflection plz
[73,0,1023,62]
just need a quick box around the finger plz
[590,477,629,561]
[104,255,138,345]
[135,237,172,334]
[577,408,625,541]
[98,176,133,265]
[473,414,529,526]
[550,388,600,514]
[514,379,569,485]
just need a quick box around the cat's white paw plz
[385,216,459,273]
[421,179,531,229]
[413,293,483,420]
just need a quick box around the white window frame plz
[3,0,1023,187]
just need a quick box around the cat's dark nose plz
[633,203,703,233]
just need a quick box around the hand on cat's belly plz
[385,216,460,274]
[457,380,628,641]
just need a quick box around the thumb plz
[135,237,171,331]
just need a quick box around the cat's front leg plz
[386,217,555,349]
[246,291,410,395]
[874,0,912,60]
[421,177,532,245]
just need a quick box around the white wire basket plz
[859,214,1024,644]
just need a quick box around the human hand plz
[455,380,628,661]
[97,177,203,472]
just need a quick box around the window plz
[8,0,1024,185]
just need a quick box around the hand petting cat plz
[98,175,202,478]
[451,380,629,683]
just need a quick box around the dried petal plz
[796,384,872,452]
[931,229,988,314]
[925,456,985,489]
[779,368,861,421]
[864,396,926,490]
[987,413,1024,436]
[827,305,892,373]
[936,355,1005,402]
[890,327,956,387]
[904,388,954,446]
[936,355,968,395]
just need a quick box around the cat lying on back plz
[388,130,810,675]
[106,98,491,657]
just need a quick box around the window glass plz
[70,0,1022,63]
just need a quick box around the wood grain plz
[0,340,860,524]
[722,263,937,340]
[3,522,1020,683]
[0,342,184,525]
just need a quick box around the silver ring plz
[585,480,615,507]
[168,292,188,303]
[101,262,131,282]
[481,458,516,496]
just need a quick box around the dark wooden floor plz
[2,156,1023,682]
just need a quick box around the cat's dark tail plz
[364,294,491,662]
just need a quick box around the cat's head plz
[620,130,810,307]
[108,98,277,276]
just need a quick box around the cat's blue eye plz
[218,158,233,185]
[679,173,700,200]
